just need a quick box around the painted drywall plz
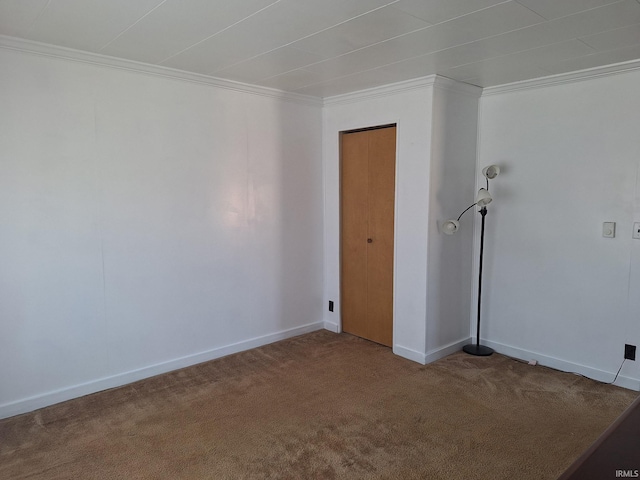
[323,83,432,361]
[427,82,481,354]
[0,48,324,417]
[478,70,640,388]
[322,77,480,363]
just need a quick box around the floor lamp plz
[442,165,500,356]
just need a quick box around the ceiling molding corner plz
[323,75,438,107]
[432,75,483,98]
[482,58,640,97]
[0,35,323,107]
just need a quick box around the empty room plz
[1,1,640,478]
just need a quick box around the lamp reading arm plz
[442,188,493,235]
[441,202,474,235]
[456,202,477,221]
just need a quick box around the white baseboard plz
[425,338,472,364]
[393,345,427,364]
[394,338,471,365]
[323,321,341,333]
[483,339,640,391]
[0,322,324,420]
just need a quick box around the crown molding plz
[0,35,323,107]
[323,75,482,107]
[433,75,483,98]
[9,33,636,105]
[482,58,640,97]
[323,75,438,107]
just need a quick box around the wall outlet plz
[624,344,636,361]
[328,300,334,312]
[603,222,615,238]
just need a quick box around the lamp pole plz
[463,206,494,356]
[442,164,500,356]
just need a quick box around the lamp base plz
[463,344,494,356]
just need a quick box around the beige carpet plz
[1,331,637,479]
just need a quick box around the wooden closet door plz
[340,126,396,347]
[341,130,370,342]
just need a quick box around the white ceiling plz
[2,0,640,97]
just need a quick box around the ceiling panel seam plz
[98,0,169,51]
[158,0,282,65]
[24,0,52,36]
[167,1,402,70]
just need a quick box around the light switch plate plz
[633,222,640,240]
[603,222,616,238]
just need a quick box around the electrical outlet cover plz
[625,344,636,361]
[603,222,615,238]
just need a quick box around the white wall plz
[478,70,640,388]
[0,48,324,417]
[322,77,480,363]
[428,81,481,354]
[9,36,637,422]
